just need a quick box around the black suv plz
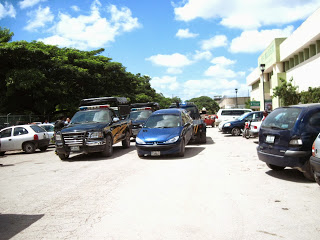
[257,103,320,180]
[55,97,132,160]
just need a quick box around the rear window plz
[262,108,302,130]
[221,110,250,116]
[30,125,46,133]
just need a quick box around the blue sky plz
[1,0,320,100]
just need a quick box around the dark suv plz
[221,111,263,136]
[257,103,320,180]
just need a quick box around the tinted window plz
[309,112,320,128]
[145,114,181,128]
[0,128,12,138]
[71,110,112,124]
[14,127,28,136]
[221,110,232,115]
[262,108,302,130]
[30,125,46,133]
[129,110,152,121]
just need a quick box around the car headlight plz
[88,132,103,139]
[136,137,146,144]
[224,123,231,127]
[164,136,179,144]
[55,134,61,141]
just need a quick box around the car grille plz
[62,132,86,146]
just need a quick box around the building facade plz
[247,8,320,111]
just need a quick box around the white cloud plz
[193,50,212,61]
[229,25,294,53]
[38,0,141,50]
[174,0,320,30]
[146,53,193,68]
[210,56,235,65]
[150,76,180,92]
[0,2,16,19]
[25,6,54,31]
[71,5,80,12]
[176,28,198,38]
[19,0,47,9]
[201,35,227,50]
[167,68,183,74]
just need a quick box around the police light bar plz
[79,105,110,110]
[131,107,152,111]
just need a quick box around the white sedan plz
[0,124,50,155]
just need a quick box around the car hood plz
[138,127,182,142]
[61,123,109,133]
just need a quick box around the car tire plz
[122,131,130,149]
[302,160,315,182]
[138,152,144,158]
[314,173,320,186]
[200,132,207,143]
[58,153,69,161]
[231,127,241,136]
[23,142,35,154]
[178,139,185,157]
[39,146,48,152]
[101,135,113,157]
[266,163,285,171]
[0,151,5,156]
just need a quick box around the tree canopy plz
[187,96,220,114]
[273,78,320,106]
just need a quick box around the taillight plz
[34,134,39,140]
[199,125,203,128]
[254,126,258,129]
[312,142,316,157]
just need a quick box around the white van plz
[215,108,252,127]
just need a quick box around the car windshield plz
[129,110,152,121]
[238,112,254,121]
[144,114,181,128]
[39,125,54,132]
[262,107,302,130]
[70,110,112,124]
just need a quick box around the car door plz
[182,111,193,143]
[0,128,14,151]
[12,126,30,150]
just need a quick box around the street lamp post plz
[235,88,238,108]
[260,64,265,110]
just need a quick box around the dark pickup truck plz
[55,97,132,160]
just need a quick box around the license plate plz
[71,146,80,151]
[151,151,160,156]
[266,135,275,143]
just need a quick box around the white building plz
[247,8,320,111]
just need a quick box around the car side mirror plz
[113,117,120,122]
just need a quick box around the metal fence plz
[0,115,52,129]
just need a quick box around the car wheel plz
[138,152,144,158]
[178,139,185,157]
[302,160,315,182]
[58,153,69,161]
[314,173,320,186]
[0,151,5,156]
[266,163,285,171]
[39,146,48,152]
[122,131,130,149]
[23,142,35,154]
[231,127,241,136]
[101,135,113,157]
[200,132,207,143]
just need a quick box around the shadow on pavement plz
[0,213,44,240]
[266,169,314,183]
[65,145,136,162]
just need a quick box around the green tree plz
[0,27,14,43]
[272,78,300,106]
[187,96,219,114]
[300,87,320,104]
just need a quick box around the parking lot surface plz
[1,128,320,240]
